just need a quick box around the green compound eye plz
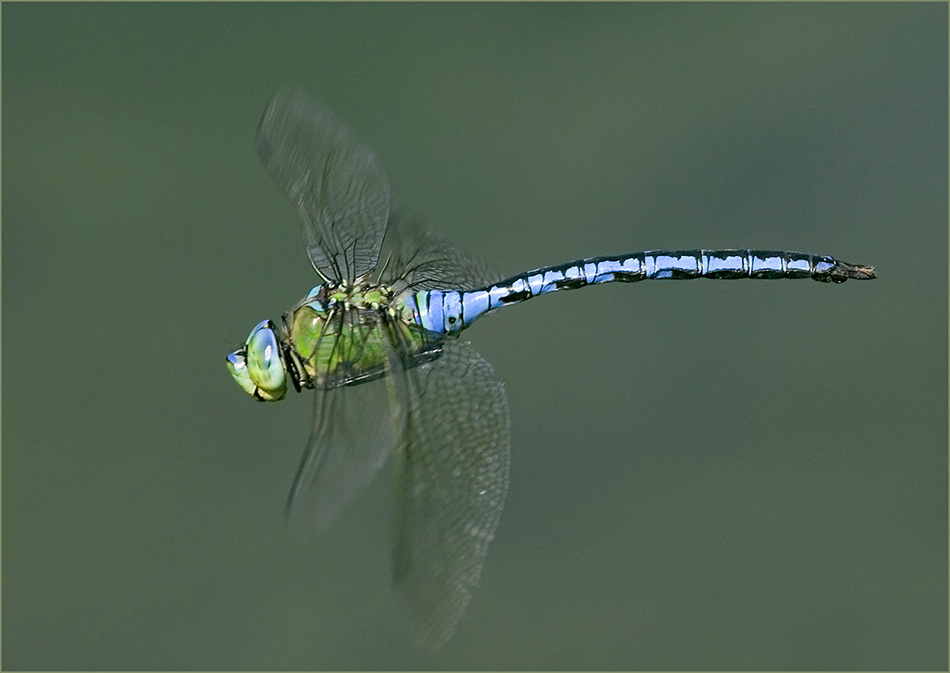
[243,320,287,401]
[226,349,256,396]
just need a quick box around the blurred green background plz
[2,3,946,670]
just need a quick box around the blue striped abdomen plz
[408,249,875,335]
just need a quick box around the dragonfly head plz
[226,319,287,401]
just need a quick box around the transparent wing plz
[257,90,391,282]
[391,339,511,650]
[381,216,501,293]
[285,317,409,533]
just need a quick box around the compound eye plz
[226,349,257,396]
[245,320,287,401]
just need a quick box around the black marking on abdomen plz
[612,270,645,282]
[500,290,530,303]
[554,277,587,290]
[661,267,703,280]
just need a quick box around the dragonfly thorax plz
[301,279,398,312]
[227,280,435,402]
[288,280,433,390]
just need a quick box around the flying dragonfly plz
[226,90,875,650]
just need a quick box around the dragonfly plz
[226,90,875,650]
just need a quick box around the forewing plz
[391,339,511,650]
[257,90,391,281]
[286,319,408,533]
[382,217,500,293]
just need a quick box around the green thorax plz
[288,281,429,388]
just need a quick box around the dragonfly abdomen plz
[410,249,875,335]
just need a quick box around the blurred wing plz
[285,320,408,533]
[382,216,501,293]
[392,339,511,650]
[257,90,391,282]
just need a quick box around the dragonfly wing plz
[285,319,409,533]
[392,339,511,650]
[257,90,391,282]
[382,216,500,293]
